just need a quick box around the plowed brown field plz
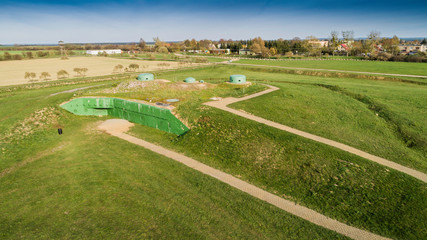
[0,57,185,86]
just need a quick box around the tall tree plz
[330,31,339,47]
[138,38,146,50]
[342,30,354,42]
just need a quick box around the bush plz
[3,52,12,60]
[12,54,23,60]
[57,70,69,79]
[36,51,49,57]
[376,52,392,61]
[157,46,168,54]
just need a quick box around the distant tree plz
[269,47,277,56]
[330,31,339,47]
[73,68,85,76]
[421,38,427,45]
[39,72,51,81]
[25,72,37,82]
[36,51,48,57]
[12,54,23,60]
[81,68,88,76]
[168,42,182,52]
[57,70,69,79]
[139,38,146,50]
[153,37,165,49]
[24,72,31,81]
[113,64,124,72]
[284,51,293,58]
[190,39,198,50]
[158,46,168,54]
[367,30,381,53]
[392,35,400,45]
[128,64,139,71]
[342,30,354,42]
[250,37,270,57]
[3,52,12,60]
[183,39,190,47]
[368,30,381,43]
[25,52,33,59]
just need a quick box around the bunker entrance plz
[61,97,189,135]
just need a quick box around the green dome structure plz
[137,73,154,81]
[184,77,196,83]
[229,75,246,84]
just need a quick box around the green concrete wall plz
[229,75,246,84]
[61,97,189,135]
[137,73,154,81]
[184,77,196,83]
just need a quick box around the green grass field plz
[0,79,347,239]
[235,59,427,76]
[1,64,426,239]
[225,66,427,173]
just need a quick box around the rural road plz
[98,119,389,240]
[204,85,427,183]
[230,62,427,79]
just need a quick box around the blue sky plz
[1,0,426,44]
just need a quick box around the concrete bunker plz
[229,75,246,84]
[60,97,189,135]
[137,73,154,81]
[184,77,196,83]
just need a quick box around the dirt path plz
[49,84,107,96]
[204,85,427,183]
[230,62,427,79]
[98,119,389,240]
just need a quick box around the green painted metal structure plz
[61,97,189,135]
[229,75,246,84]
[137,73,154,81]
[184,77,196,83]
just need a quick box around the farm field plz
[0,50,86,56]
[0,57,188,87]
[1,64,426,239]
[235,58,427,76]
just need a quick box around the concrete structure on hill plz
[86,49,122,55]
[137,73,154,81]
[229,75,246,84]
[184,77,196,83]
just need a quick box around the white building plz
[398,44,426,54]
[86,49,122,55]
[308,40,329,48]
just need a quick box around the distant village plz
[1,33,427,62]
[83,34,427,62]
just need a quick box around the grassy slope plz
[0,81,345,239]
[236,59,427,76]
[227,69,427,172]
[130,105,426,240]
[111,66,427,239]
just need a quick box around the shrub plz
[12,54,23,60]
[57,70,69,79]
[39,72,51,81]
[128,64,139,71]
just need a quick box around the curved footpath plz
[98,119,389,240]
[230,62,427,79]
[204,85,427,183]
